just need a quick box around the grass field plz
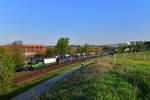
[0,57,101,100]
[36,52,150,100]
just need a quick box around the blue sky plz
[0,0,150,45]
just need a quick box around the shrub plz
[0,47,15,95]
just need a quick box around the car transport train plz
[17,51,115,71]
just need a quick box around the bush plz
[0,47,15,95]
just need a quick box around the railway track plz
[12,57,99,86]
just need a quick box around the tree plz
[130,41,143,52]
[34,53,45,58]
[117,45,127,53]
[76,45,82,53]
[144,41,150,51]
[102,46,115,52]
[12,40,23,45]
[45,48,55,57]
[83,43,90,53]
[77,47,84,53]
[94,48,99,52]
[9,43,24,70]
[55,37,70,54]
[0,47,15,95]
[76,44,90,53]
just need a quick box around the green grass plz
[36,52,150,100]
[0,57,101,100]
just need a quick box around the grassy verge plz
[0,57,101,100]
[36,52,150,100]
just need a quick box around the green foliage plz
[94,48,99,52]
[144,41,150,50]
[34,53,45,58]
[76,47,84,53]
[77,44,90,53]
[9,44,24,69]
[117,45,127,53]
[45,48,55,57]
[32,48,56,58]
[102,46,115,52]
[0,47,15,95]
[117,41,149,53]
[83,43,90,53]
[130,41,143,52]
[56,37,70,54]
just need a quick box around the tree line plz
[117,41,150,53]
[35,37,101,57]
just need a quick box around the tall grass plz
[36,52,150,100]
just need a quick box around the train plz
[17,51,115,71]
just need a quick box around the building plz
[70,46,103,52]
[1,44,103,57]
[89,47,103,51]
[2,44,47,57]
[23,45,46,56]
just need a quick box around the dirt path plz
[11,62,93,100]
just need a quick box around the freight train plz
[17,52,115,71]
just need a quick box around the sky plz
[0,0,150,45]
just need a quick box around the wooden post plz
[144,53,146,60]
[114,54,117,65]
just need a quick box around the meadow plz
[36,52,150,100]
